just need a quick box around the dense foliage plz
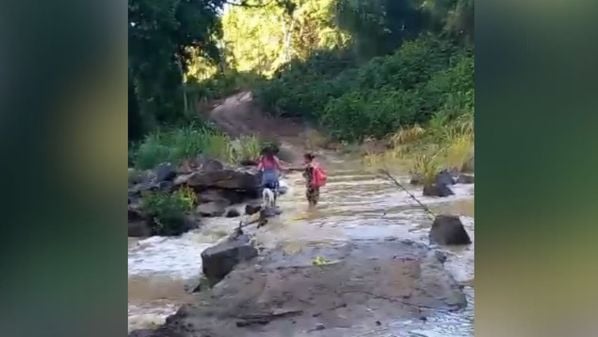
[257,36,473,141]
[128,0,227,141]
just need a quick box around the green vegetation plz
[364,111,474,180]
[141,188,197,236]
[128,0,475,166]
[257,37,472,141]
[131,123,262,170]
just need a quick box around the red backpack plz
[311,163,327,188]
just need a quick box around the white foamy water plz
[128,234,211,280]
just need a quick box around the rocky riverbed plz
[128,154,474,336]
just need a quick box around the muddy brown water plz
[128,152,474,336]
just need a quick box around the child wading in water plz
[302,153,327,206]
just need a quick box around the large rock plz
[196,201,229,217]
[154,162,177,182]
[423,184,454,197]
[147,240,466,337]
[429,215,472,245]
[176,167,260,190]
[201,234,258,286]
[436,169,456,186]
[128,180,173,198]
[225,208,241,218]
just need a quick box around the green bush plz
[132,123,263,169]
[254,49,356,118]
[255,35,472,141]
[141,188,196,236]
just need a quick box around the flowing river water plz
[128,154,474,336]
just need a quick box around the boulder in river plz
[423,184,454,197]
[196,201,229,217]
[429,215,472,245]
[146,239,466,337]
[201,234,258,286]
[225,208,241,218]
[436,169,456,186]
[176,167,260,190]
[245,204,262,215]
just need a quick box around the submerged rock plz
[423,184,454,197]
[429,215,472,245]
[201,234,258,286]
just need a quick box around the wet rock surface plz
[429,215,472,245]
[423,184,455,197]
[201,234,258,286]
[146,239,466,337]
[436,170,456,186]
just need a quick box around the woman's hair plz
[261,146,274,158]
[304,153,315,161]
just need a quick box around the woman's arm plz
[274,157,288,171]
[256,156,264,170]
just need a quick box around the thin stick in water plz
[379,169,435,219]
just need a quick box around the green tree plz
[216,0,347,77]
[128,0,226,137]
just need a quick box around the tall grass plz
[363,112,474,178]
[132,124,262,169]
